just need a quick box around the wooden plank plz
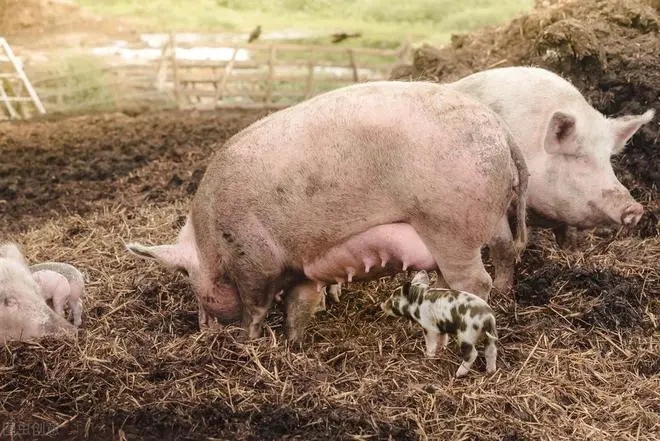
[181,88,308,99]
[264,45,276,104]
[166,39,400,56]
[347,49,358,82]
[304,59,315,99]
[216,47,239,101]
[169,32,181,106]
[214,101,292,110]
[176,60,260,69]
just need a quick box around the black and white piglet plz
[381,270,498,377]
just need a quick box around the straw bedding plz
[1,2,659,436]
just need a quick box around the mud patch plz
[0,109,267,234]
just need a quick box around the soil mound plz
[392,0,659,230]
[0,0,89,36]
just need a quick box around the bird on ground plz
[331,32,362,44]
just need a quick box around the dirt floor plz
[0,0,659,440]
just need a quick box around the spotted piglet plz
[381,270,498,377]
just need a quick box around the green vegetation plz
[76,0,533,46]
[27,53,117,112]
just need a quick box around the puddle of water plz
[90,40,251,62]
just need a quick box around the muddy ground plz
[0,105,658,441]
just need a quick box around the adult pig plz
[127,80,528,342]
[0,243,77,344]
[449,66,655,289]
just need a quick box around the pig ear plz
[610,109,655,154]
[544,111,579,155]
[411,270,429,286]
[126,242,195,274]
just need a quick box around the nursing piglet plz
[30,262,86,327]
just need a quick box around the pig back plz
[192,81,516,269]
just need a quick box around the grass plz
[76,0,534,47]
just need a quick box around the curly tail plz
[505,130,529,262]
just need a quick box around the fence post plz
[303,59,315,100]
[265,44,276,105]
[217,47,238,105]
[169,31,181,108]
[347,48,358,82]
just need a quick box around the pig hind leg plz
[414,227,492,300]
[488,215,516,293]
[285,281,324,344]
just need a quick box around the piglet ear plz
[610,109,655,154]
[544,111,579,155]
[411,270,429,286]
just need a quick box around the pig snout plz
[621,202,644,226]
[588,188,644,227]
[198,281,243,324]
[43,309,78,338]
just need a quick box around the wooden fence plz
[22,33,412,114]
[157,33,412,110]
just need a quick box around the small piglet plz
[381,271,498,378]
[29,262,86,327]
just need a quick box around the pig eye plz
[177,268,189,278]
[3,296,17,308]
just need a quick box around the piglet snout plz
[621,202,644,226]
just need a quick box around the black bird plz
[248,25,262,43]
[331,32,362,44]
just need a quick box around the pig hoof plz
[455,367,469,378]
[493,277,513,294]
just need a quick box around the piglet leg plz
[456,335,478,378]
[423,328,440,357]
[326,283,341,303]
[70,298,83,327]
[437,333,448,349]
[285,280,324,345]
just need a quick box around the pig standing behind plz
[30,262,85,327]
[449,66,655,289]
[0,242,77,343]
[381,270,498,378]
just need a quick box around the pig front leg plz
[285,280,324,344]
[414,224,493,301]
[488,215,517,293]
[326,284,341,303]
[423,328,440,357]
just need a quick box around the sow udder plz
[303,223,437,285]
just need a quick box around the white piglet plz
[381,270,498,378]
[30,262,85,327]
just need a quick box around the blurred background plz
[0,0,533,117]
